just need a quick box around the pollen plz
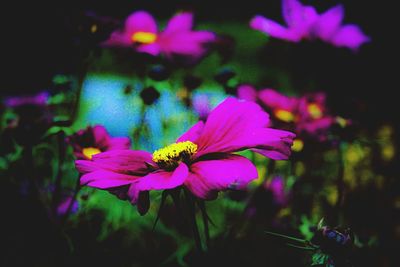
[82,147,102,160]
[274,109,295,122]
[307,103,323,119]
[152,141,197,169]
[131,32,157,44]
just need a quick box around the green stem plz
[184,189,203,253]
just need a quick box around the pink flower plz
[67,125,131,160]
[238,85,341,141]
[238,85,298,123]
[103,11,215,58]
[192,94,212,121]
[265,176,289,206]
[250,0,370,51]
[75,98,295,215]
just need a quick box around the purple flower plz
[4,92,49,108]
[192,94,212,121]
[103,11,215,58]
[265,176,288,206]
[75,98,295,215]
[67,125,131,160]
[57,196,79,216]
[250,0,370,51]
[238,85,346,142]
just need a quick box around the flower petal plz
[159,31,215,57]
[194,97,270,156]
[92,125,111,148]
[108,137,131,150]
[101,31,133,47]
[177,121,205,143]
[331,24,370,51]
[163,12,193,34]
[250,15,300,42]
[125,11,158,35]
[314,5,344,41]
[249,128,296,160]
[137,43,161,56]
[185,154,258,199]
[237,84,257,102]
[80,170,137,189]
[258,88,298,111]
[76,150,154,175]
[282,0,304,28]
[128,162,189,203]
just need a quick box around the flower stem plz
[61,175,81,226]
[184,189,203,253]
[198,200,210,250]
[52,131,66,217]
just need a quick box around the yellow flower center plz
[82,147,102,160]
[291,139,304,152]
[131,32,157,44]
[152,141,197,169]
[307,103,323,119]
[274,109,295,122]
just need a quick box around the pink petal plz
[185,154,258,199]
[282,0,304,28]
[314,5,344,41]
[80,170,138,189]
[258,88,298,111]
[136,43,161,56]
[250,15,301,42]
[108,137,131,150]
[163,12,193,34]
[331,24,370,51]
[177,121,205,143]
[159,31,215,57]
[92,125,111,148]
[124,11,158,35]
[101,31,132,47]
[128,162,189,204]
[237,84,257,102]
[249,128,296,160]
[194,97,271,157]
[76,150,155,175]
[299,6,319,38]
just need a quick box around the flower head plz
[75,98,295,215]
[67,125,131,160]
[250,0,370,51]
[103,11,215,58]
[238,85,343,141]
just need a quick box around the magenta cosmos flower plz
[103,10,215,58]
[238,85,347,142]
[67,125,131,160]
[250,0,370,51]
[75,98,295,215]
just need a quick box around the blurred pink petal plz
[314,5,344,41]
[237,84,258,102]
[331,24,371,51]
[128,162,189,203]
[250,15,300,41]
[163,12,193,34]
[124,11,158,35]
